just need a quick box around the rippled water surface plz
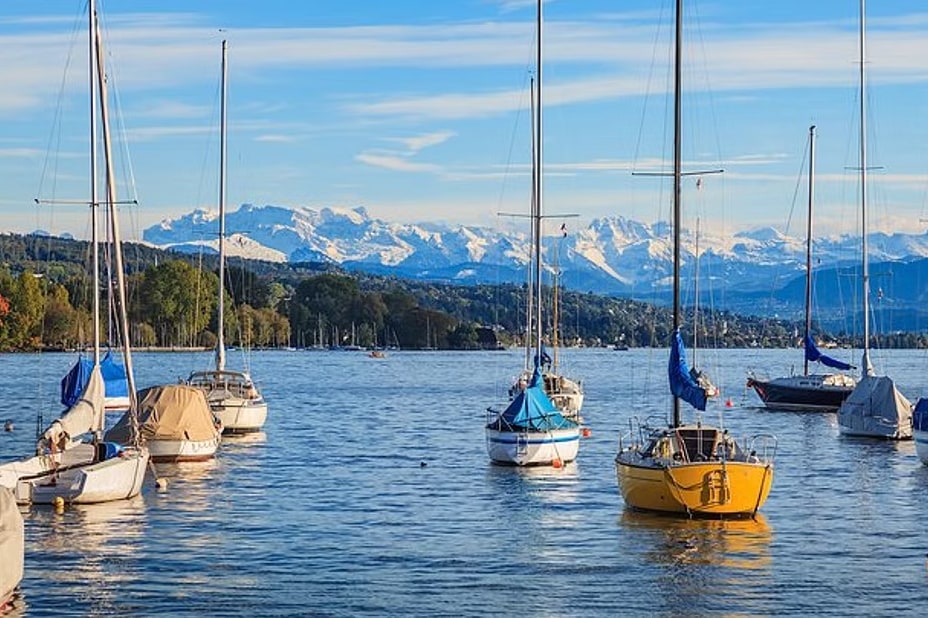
[2,347,928,616]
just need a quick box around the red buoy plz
[551,458,563,469]
[581,427,592,438]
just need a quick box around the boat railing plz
[745,433,778,464]
[618,415,665,452]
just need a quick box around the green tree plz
[136,260,217,347]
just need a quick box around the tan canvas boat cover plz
[106,384,217,443]
[43,364,105,448]
[0,486,24,602]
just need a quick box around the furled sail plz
[669,329,708,411]
[803,334,853,371]
[43,364,106,448]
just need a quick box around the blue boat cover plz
[914,398,928,431]
[495,365,576,431]
[60,351,129,407]
[803,334,853,371]
[668,330,707,411]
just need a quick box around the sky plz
[2,0,928,242]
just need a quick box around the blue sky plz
[3,0,928,241]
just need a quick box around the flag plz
[696,177,703,190]
[560,223,568,237]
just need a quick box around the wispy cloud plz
[354,152,442,173]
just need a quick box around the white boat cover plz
[105,384,217,443]
[43,364,105,448]
[0,486,24,604]
[837,375,913,439]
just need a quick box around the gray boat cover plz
[105,384,217,443]
[0,486,23,605]
[837,375,913,439]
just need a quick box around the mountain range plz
[143,203,928,327]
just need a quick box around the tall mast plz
[95,11,139,438]
[88,0,100,369]
[217,39,228,371]
[525,76,536,371]
[672,0,683,427]
[803,125,816,376]
[858,0,872,377]
[533,0,543,368]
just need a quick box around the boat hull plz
[212,399,268,434]
[747,375,853,412]
[485,427,579,466]
[0,487,23,611]
[915,428,928,465]
[16,447,149,505]
[615,454,773,516]
[148,435,220,463]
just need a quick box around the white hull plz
[0,487,23,611]
[148,435,220,462]
[6,447,149,505]
[914,428,928,465]
[212,399,268,434]
[485,426,580,466]
[0,443,96,491]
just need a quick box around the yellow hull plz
[615,455,773,516]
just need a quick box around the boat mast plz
[858,0,873,377]
[803,125,815,376]
[94,11,140,425]
[672,0,683,427]
[692,217,700,367]
[217,40,228,372]
[533,0,544,370]
[88,0,100,371]
[525,76,537,371]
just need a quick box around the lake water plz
[2,346,928,616]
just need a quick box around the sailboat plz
[186,40,268,434]
[836,0,912,440]
[614,0,775,516]
[505,0,584,422]
[0,0,150,504]
[747,126,856,412]
[61,349,131,414]
[0,487,23,611]
[485,0,580,467]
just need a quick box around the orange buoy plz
[581,427,592,438]
[551,458,563,469]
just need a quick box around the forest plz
[2,232,926,352]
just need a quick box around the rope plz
[751,464,771,518]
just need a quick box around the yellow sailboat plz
[614,0,775,518]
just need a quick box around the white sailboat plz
[186,40,268,434]
[505,0,584,422]
[485,0,580,467]
[836,0,912,440]
[0,0,149,504]
[747,126,856,411]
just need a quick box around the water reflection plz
[21,496,147,616]
[621,510,772,569]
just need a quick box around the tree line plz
[2,232,928,352]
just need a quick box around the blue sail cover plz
[495,366,576,432]
[533,345,552,368]
[60,351,129,407]
[668,330,707,411]
[803,334,853,371]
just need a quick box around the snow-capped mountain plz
[144,203,928,299]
